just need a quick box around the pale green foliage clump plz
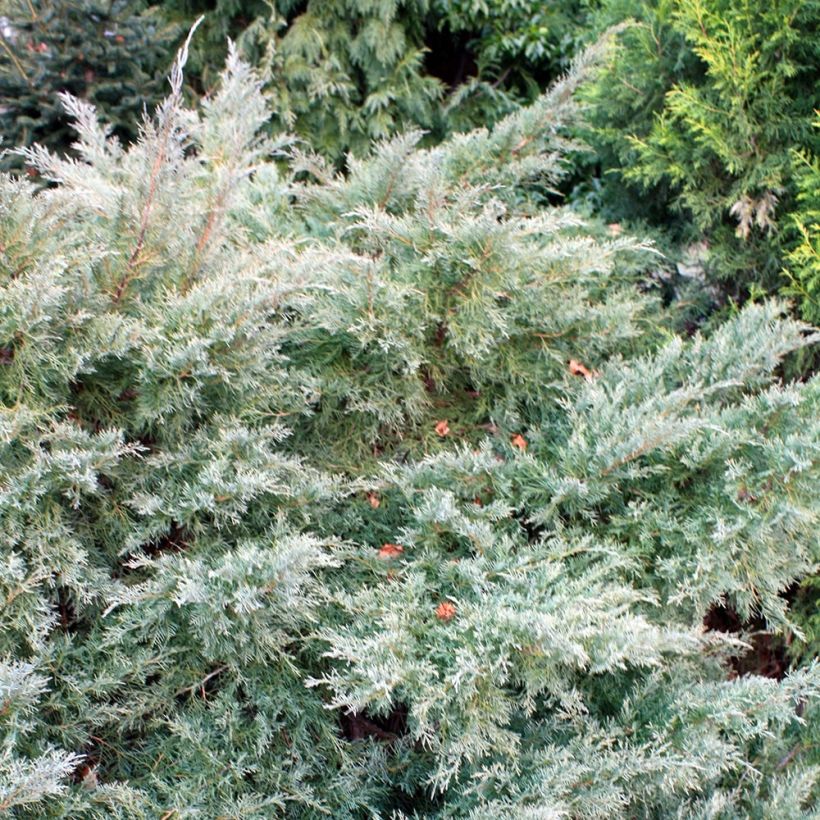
[0,662,83,812]
[1,44,819,817]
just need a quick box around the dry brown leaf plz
[367,493,380,509]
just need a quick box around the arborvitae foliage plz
[256,0,444,162]
[154,0,598,161]
[155,0,446,161]
[784,115,820,326]
[0,0,180,168]
[581,0,820,303]
[2,44,820,816]
[434,0,591,76]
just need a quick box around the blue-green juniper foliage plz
[1,42,819,817]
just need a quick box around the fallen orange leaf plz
[435,601,457,621]
[568,359,596,382]
[511,434,527,451]
[378,543,404,560]
[435,420,450,437]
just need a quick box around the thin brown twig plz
[175,665,228,697]
[112,17,203,303]
[183,185,230,288]
[112,133,169,303]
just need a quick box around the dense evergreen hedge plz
[1,45,818,816]
[0,3,818,816]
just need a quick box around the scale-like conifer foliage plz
[784,115,820,326]
[583,0,820,302]
[156,0,595,162]
[1,43,819,817]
